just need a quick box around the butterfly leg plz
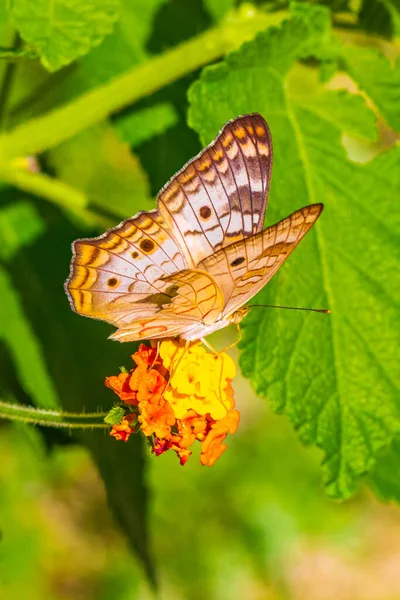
[150,340,161,369]
[201,321,243,355]
[200,338,227,402]
[200,337,219,356]
[220,323,242,353]
[163,339,191,394]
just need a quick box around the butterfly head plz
[228,306,251,325]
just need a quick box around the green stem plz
[0,166,115,229]
[0,399,109,428]
[1,166,87,209]
[0,8,284,160]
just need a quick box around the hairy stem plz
[0,399,109,428]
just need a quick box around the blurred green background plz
[0,0,399,598]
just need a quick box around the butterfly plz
[65,114,323,343]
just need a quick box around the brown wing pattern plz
[161,269,224,324]
[158,114,272,267]
[65,209,187,327]
[200,203,323,318]
[109,269,225,342]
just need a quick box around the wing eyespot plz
[131,251,139,259]
[107,277,119,288]
[199,206,212,220]
[231,256,245,267]
[140,239,155,253]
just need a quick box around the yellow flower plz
[161,340,236,420]
[158,339,187,370]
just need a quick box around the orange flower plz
[136,369,166,404]
[200,409,240,467]
[181,409,209,439]
[132,344,160,369]
[110,415,135,442]
[105,371,138,404]
[138,397,175,438]
[154,435,193,465]
[105,340,240,467]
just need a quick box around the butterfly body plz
[66,114,323,342]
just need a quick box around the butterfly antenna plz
[249,304,331,314]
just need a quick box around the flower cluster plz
[105,340,239,466]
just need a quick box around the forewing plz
[200,204,323,317]
[65,209,187,327]
[158,113,272,267]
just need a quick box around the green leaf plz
[290,86,377,142]
[203,0,236,22]
[9,0,120,71]
[0,198,58,409]
[58,0,168,98]
[381,0,400,33]
[359,0,394,37]
[47,124,153,218]
[358,0,400,37]
[114,103,179,148]
[11,0,168,121]
[118,0,169,56]
[85,430,153,583]
[148,0,211,53]
[368,436,400,502]
[0,2,10,23]
[104,405,125,425]
[0,267,59,409]
[0,200,45,261]
[341,45,400,132]
[188,4,400,498]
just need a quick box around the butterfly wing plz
[108,269,224,342]
[199,203,323,318]
[65,207,224,340]
[66,210,188,326]
[158,113,272,267]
